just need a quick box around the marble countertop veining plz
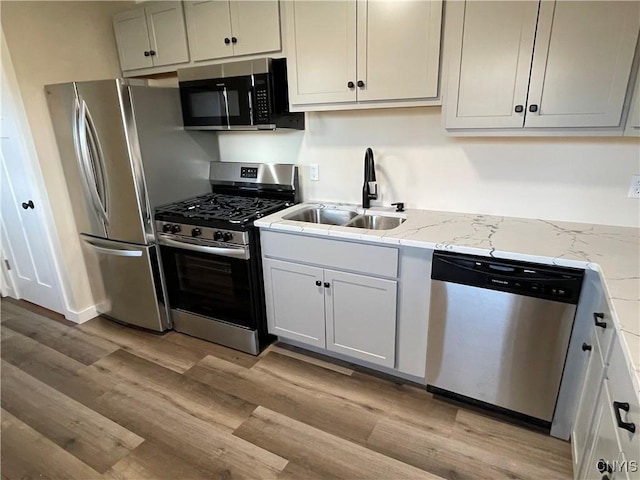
[256,202,640,393]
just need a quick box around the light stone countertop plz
[256,202,640,396]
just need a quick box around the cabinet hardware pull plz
[224,37,231,44]
[21,200,35,210]
[529,104,538,113]
[357,80,365,88]
[514,105,524,113]
[324,282,330,288]
[593,312,606,329]
[581,343,592,352]
[144,51,150,57]
[347,81,355,89]
[231,37,237,44]
[315,280,322,286]
[613,401,636,433]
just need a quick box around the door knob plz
[21,200,34,210]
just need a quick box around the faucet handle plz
[391,202,405,212]
[368,181,378,199]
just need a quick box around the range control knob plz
[223,232,234,242]
[191,228,202,238]
[171,224,182,234]
[213,231,224,241]
[162,223,173,233]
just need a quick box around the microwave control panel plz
[254,83,270,123]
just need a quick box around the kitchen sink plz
[283,207,358,225]
[283,206,406,231]
[347,215,406,230]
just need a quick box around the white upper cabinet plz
[113,2,189,72]
[184,0,281,63]
[286,0,442,110]
[444,1,538,129]
[286,0,357,105]
[444,0,640,131]
[624,71,640,136]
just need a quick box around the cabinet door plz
[357,0,441,102]
[263,259,326,348]
[583,382,623,480]
[145,1,190,67]
[443,1,538,129]
[624,73,640,136]
[324,269,397,368]
[229,1,281,57]
[184,0,233,62]
[286,0,357,106]
[526,1,640,128]
[113,8,153,71]
[572,328,606,477]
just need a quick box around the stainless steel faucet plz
[362,147,378,209]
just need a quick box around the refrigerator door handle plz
[75,97,109,225]
[84,102,110,222]
[81,236,143,257]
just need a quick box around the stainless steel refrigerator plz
[45,79,218,331]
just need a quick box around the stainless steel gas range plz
[155,162,298,354]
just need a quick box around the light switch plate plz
[628,174,640,199]
[310,164,319,181]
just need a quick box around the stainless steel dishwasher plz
[426,251,584,428]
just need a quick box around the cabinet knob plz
[21,200,35,210]
[581,342,592,352]
[593,312,606,329]
[613,401,636,433]
[315,280,322,286]
[514,105,524,113]
[357,80,365,88]
[347,81,355,89]
[144,51,150,57]
[149,50,156,56]
[529,104,538,113]
[224,37,231,44]
[231,37,237,44]
[324,282,330,288]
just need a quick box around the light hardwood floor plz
[0,298,573,479]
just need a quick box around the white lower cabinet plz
[263,254,398,369]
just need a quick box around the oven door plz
[179,76,253,129]
[159,239,256,329]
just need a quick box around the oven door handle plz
[158,236,250,260]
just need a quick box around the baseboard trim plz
[64,305,98,324]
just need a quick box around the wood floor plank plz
[1,329,118,407]
[1,408,102,480]
[450,409,572,476]
[266,343,355,376]
[367,417,570,480]
[234,406,442,480]
[276,461,329,480]
[92,349,257,431]
[186,354,380,445]
[89,379,287,480]
[252,351,457,433]
[1,325,18,341]
[3,308,119,365]
[79,317,205,373]
[1,361,143,474]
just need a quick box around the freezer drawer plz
[81,234,169,331]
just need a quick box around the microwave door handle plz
[248,89,254,126]
[222,86,230,129]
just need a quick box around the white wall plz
[217,107,640,227]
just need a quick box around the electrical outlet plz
[628,174,640,199]
[309,164,319,181]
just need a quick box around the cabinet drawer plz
[261,230,398,278]
[607,338,640,463]
[593,295,615,365]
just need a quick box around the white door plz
[625,74,640,136]
[526,1,640,128]
[113,7,153,71]
[145,1,190,67]
[184,0,233,61]
[0,67,64,313]
[263,259,326,348]
[443,1,538,129]
[324,269,397,368]
[229,0,281,57]
[286,0,357,106]
[357,0,442,102]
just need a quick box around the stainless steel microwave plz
[177,58,304,131]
